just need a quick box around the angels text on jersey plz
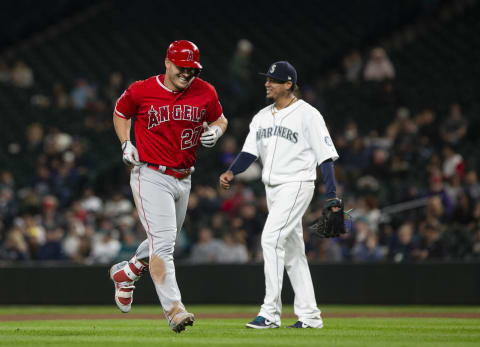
[147,104,206,129]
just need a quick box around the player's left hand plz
[200,122,222,148]
[219,170,234,190]
[308,198,349,238]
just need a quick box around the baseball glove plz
[308,198,351,238]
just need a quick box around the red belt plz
[146,164,192,179]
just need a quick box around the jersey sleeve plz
[305,111,339,165]
[205,83,223,123]
[241,116,259,157]
[114,81,142,119]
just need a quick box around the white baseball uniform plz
[241,99,338,327]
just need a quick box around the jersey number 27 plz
[181,124,203,150]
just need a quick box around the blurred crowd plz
[1,37,479,265]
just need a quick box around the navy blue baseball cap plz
[259,61,297,85]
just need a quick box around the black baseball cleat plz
[287,321,313,328]
[246,316,279,329]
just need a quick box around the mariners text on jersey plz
[256,125,299,143]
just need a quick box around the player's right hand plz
[122,140,141,166]
[219,170,234,190]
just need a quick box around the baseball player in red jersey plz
[109,40,228,333]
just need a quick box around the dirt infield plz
[1,312,480,321]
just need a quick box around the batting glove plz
[122,140,141,166]
[200,122,223,148]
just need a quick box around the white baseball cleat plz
[169,311,195,333]
[109,260,145,313]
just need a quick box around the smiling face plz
[164,59,198,91]
[265,77,292,101]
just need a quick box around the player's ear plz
[285,81,293,91]
[165,58,171,71]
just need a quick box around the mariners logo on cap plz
[269,64,276,73]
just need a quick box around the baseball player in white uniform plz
[220,61,339,329]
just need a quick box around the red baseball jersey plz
[114,75,223,168]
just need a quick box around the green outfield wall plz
[2,263,479,305]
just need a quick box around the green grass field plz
[1,305,479,347]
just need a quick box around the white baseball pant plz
[258,181,323,328]
[130,164,191,319]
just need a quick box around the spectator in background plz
[62,219,91,263]
[451,192,473,225]
[308,238,343,263]
[189,227,223,263]
[472,227,480,260]
[40,195,60,230]
[415,108,439,146]
[23,214,46,259]
[343,119,359,142]
[342,50,363,82]
[80,187,103,214]
[103,192,133,218]
[0,186,17,229]
[227,38,254,114]
[301,86,324,113]
[38,227,65,260]
[25,123,44,155]
[11,60,34,88]
[237,203,263,251]
[413,221,446,260]
[89,230,121,264]
[70,78,96,110]
[52,82,69,109]
[104,72,124,107]
[217,231,249,263]
[439,103,468,146]
[363,47,395,81]
[210,212,228,236]
[43,127,73,156]
[352,231,385,262]
[442,145,464,180]
[389,222,416,262]
[49,159,80,208]
[0,227,30,260]
[464,170,480,201]
[428,169,454,221]
[219,136,238,169]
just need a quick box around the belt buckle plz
[167,167,191,179]
[177,168,191,179]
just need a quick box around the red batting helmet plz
[167,40,202,69]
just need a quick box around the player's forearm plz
[113,113,132,144]
[209,114,228,134]
[319,159,337,198]
[228,151,257,175]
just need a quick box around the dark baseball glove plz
[309,198,350,238]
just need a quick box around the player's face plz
[164,59,197,91]
[265,77,292,101]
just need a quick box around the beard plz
[265,95,274,105]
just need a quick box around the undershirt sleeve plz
[228,152,258,175]
[319,159,337,198]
